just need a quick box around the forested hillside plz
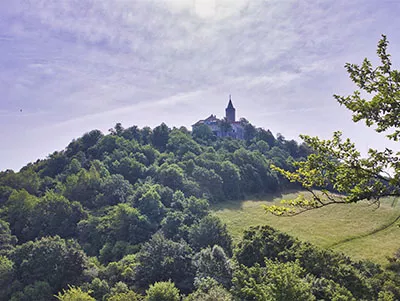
[1,121,399,300]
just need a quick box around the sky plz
[1,0,399,171]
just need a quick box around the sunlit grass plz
[212,191,400,265]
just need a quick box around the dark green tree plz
[219,161,241,199]
[192,124,215,143]
[151,123,170,152]
[28,191,86,239]
[10,236,88,294]
[0,255,15,300]
[189,215,232,256]
[193,245,232,288]
[231,260,315,301]
[0,220,17,255]
[135,233,194,293]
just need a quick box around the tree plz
[192,166,224,200]
[55,286,95,301]
[219,161,241,199]
[64,165,102,208]
[231,260,315,301]
[151,123,170,152]
[192,124,215,142]
[135,233,194,293]
[145,281,180,301]
[10,236,88,294]
[218,118,232,137]
[234,225,298,267]
[27,191,86,240]
[185,277,233,301]
[108,290,143,301]
[188,215,232,256]
[266,35,400,215]
[167,130,202,157]
[240,119,257,142]
[10,281,53,301]
[158,163,185,191]
[192,245,232,288]
[111,157,145,185]
[5,189,38,242]
[0,255,15,300]
[97,174,134,207]
[256,128,275,147]
[134,187,165,223]
[0,220,17,256]
[98,204,153,249]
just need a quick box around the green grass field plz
[212,191,400,265]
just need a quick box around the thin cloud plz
[1,0,400,170]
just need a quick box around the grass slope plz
[212,191,400,265]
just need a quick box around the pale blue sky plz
[1,0,399,171]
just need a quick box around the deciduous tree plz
[266,35,400,215]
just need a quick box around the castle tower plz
[225,95,236,123]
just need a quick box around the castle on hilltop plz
[192,96,244,139]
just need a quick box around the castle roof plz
[226,99,234,110]
[192,114,219,126]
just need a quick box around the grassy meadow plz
[212,191,400,265]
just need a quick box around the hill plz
[1,122,399,300]
[212,191,400,265]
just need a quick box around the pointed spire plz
[227,95,234,109]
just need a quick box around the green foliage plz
[235,225,297,267]
[108,290,144,301]
[145,281,180,301]
[134,187,165,223]
[335,35,400,140]
[111,157,145,185]
[0,219,17,255]
[79,204,152,260]
[30,191,86,239]
[185,277,233,301]
[135,233,194,292]
[189,215,232,256]
[193,245,232,288]
[0,168,40,195]
[232,260,315,301]
[192,166,224,200]
[100,254,137,287]
[5,189,38,241]
[267,35,400,215]
[167,129,202,157]
[233,225,400,300]
[10,281,53,301]
[97,174,134,207]
[387,248,400,274]
[151,123,170,152]
[0,255,14,299]
[10,236,88,293]
[192,124,215,143]
[55,286,95,301]
[64,165,102,208]
[86,277,110,300]
[1,85,398,300]
[158,163,185,191]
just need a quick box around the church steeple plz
[225,95,236,123]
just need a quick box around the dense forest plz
[1,120,399,300]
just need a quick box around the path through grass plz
[212,191,400,265]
